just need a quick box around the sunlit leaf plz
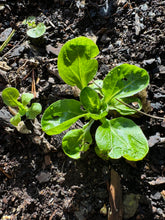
[41,99,89,135]
[27,23,46,38]
[62,123,92,159]
[102,64,149,103]
[21,93,34,106]
[2,87,21,107]
[10,113,21,126]
[95,117,149,161]
[26,103,42,119]
[58,36,99,90]
[80,87,101,113]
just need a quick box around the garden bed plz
[0,0,165,219]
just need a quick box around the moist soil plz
[0,0,165,219]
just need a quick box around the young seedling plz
[22,16,46,39]
[2,87,42,127]
[41,36,150,161]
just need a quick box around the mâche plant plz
[2,87,42,126]
[41,36,150,161]
[22,16,46,39]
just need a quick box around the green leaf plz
[10,113,21,126]
[2,87,21,107]
[57,36,99,90]
[41,99,89,135]
[102,64,149,103]
[26,103,42,119]
[108,97,142,115]
[80,87,101,113]
[62,123,92,159]
[21,93,34,106]
[89,111,108,120]
[95,117,149,161]
[27,23,46,38]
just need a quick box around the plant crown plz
[2,87,42,126]
[43,36,149,161]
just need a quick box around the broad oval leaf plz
[80,87,101,113]
[57,36,99,90]
[26,103,42,119]
[21,93,34,106]
[27,23,46,38]
[62,127,92,159]
[2,87,20,107]
[102,64,149,103]
[95,117,149,161]
[108,97,142,115]
[41,99,88,135]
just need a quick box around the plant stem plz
[0,29,15,53]
[116,98,165,120]
[99,117,106,124]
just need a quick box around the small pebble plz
[140,4,148,11]
[35,171,51,183]
[151,192,161,200]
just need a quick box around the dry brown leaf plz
[108,169,123,220]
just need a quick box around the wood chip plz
[0,61,11,71]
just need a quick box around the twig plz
[32,69,36,98]
[92,80,165,120]
[2,36,26,58]
[0,167,12,179]
[115,98,165,120]
[0,29,15,53]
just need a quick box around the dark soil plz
[0,0,165,219]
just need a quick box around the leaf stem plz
[116,98,165,120]
[83,119,94,131]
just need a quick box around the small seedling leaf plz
[10,113,21,126]
[102,64,149,103]
[41,99,89,135]
[26,103,42,119]
[109,97,142,115]
[21,93,34,106]
[2,87,21,107]
[62,126,92,159]
[95,117,149,161]
[57,36,99,90]
[80,87,101,113]
[27,23,46,38]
